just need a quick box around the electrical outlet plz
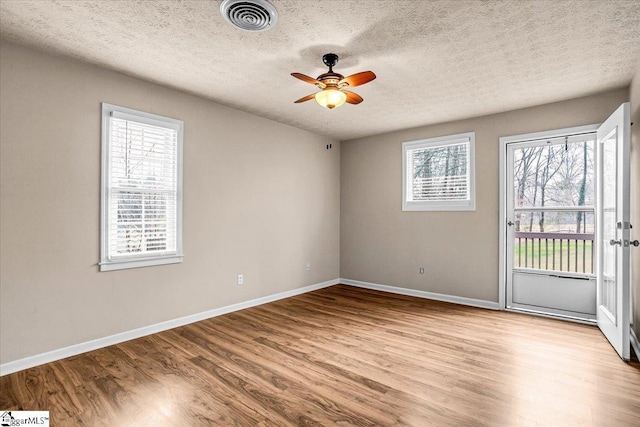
[237,274,244,285]
[419,267,425,274]
[306,262,311,271]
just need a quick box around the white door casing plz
[499,125,599,311]
[501,126,598,321]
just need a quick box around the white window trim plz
[402,132,476,212]
[100,103,184,271]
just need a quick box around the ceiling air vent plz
[220,0,278,32]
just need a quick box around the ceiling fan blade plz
[291,73,325,88]
[343,90,363,105]
[294,93,317,103]
[339,71,376,87]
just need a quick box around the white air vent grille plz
[220,0,278,32]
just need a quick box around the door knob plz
[631,240,639,247]
[507,221,514,226]
[609,239,622,246]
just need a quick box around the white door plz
[504,129,598,321]
[596,102,631,361]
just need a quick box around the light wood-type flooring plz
[1,285,639,426]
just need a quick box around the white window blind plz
[101,104,183,271]
[402,132,475,211]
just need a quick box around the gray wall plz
[340,88,629,303]
[0,41,341,365]
[630,67,640,341]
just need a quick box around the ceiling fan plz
[291,53,376,110]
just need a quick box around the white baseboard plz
[0,278,339,376]
[631,328,640,361]
[340,278,500,310]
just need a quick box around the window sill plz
[403,202,476,212]
[99,255,183,271]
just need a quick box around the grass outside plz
[514,239,593,274]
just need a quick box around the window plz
[402,132,475,211]
[100,103,183,271]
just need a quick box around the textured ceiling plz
[1,0,640,140]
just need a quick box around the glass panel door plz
[506,131,598,320]
[600,128,617,321]
[595,103,631,361]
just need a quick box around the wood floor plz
[1,285,639,426]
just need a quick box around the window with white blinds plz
[402,132,475,211]
[100,103,183,271]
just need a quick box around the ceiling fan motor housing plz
[317,72,344,87]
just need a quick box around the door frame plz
[498,124,600,314]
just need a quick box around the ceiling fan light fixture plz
[315,88,347,110]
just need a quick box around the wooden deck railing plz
[514,231,594,274]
